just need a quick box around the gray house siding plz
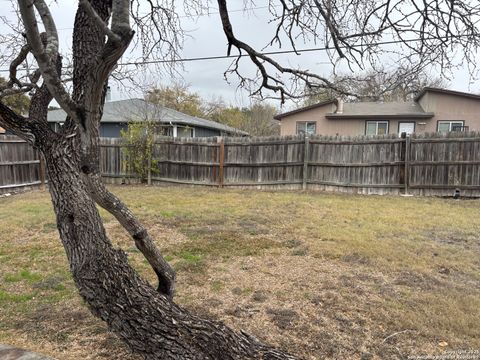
[194,127,220,137]
[48,122,128,137]
[100,123,128,138]
[47,121,227,138]
[99,123,220,138]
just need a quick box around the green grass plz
[0,186,479,360]
[4,270,42,283]
[0,289,35,303]
[173,251,206,273]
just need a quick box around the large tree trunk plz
[41,140,299,360]
[3,1,301,358]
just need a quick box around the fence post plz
[399,132,406,191]
[147,150,152,186]
[405,134,410,195]
[302,135,309,190]
[218,137,225,188]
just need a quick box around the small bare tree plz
[240,103,280,136]
[302,66,449,105]
[0,0,479,358]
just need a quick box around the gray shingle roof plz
[47,98,248,135]
[273,100,336,120]
[326,101,433,118]
[275,99,435,120]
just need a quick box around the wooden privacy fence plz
[1,133,479,196]
[408,132,480,196]
[0,135,45,194]
[99,132,480,196]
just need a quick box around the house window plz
[177,126,194,138]
[296,122,316,135]
[398,122,416,135]
[365,121,388,135]
[437,121,466,132]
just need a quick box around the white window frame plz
[296,121,316,135]
[437,120,465,132]
[176,125,194,138]
[365,121,389,135]
[398,121,416,136]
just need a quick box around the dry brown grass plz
[0,186,479,359]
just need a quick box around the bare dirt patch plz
[10,302,140,359]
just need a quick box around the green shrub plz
[120,121,159,183]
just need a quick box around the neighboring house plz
[47,98,247,138]
[275,87,480,136]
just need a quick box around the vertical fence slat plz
[218,137,225,188]
[302,135,309,190]
[405,134,410,194]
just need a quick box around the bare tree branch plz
[79,0,121,43]
[32,0,59,55]
[217,0,359,103]
[111,0,130,33]
[0,41,39,99]
[214,0,480,102]
[82,172,176,298]
[129,0,185,73]
[18,0,78,121]
[8,43,30,87]
[0,101,35,142]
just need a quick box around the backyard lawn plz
[0,186,479,359]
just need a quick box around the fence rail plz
[1,132,480,196]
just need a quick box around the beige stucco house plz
[275,87,480,136]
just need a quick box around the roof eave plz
[47,115,246,133]
[274,99,336,120]
[414,87,480,102]
[170,120,247,134]
[325,113,435,119]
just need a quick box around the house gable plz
[276,101,340,136]
[416,88,480,132]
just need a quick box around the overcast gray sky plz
[1,0,479,111]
